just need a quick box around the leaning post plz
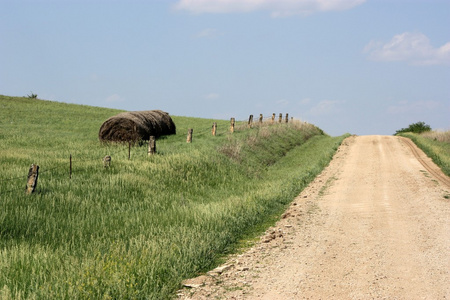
[187,129,193,143]
[230,118,235,133]
[212,122,217,136]
[148,136,156,155]
[26,164,39,195]
[103,155,112,168]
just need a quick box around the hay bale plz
[98,110,176,143]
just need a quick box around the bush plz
[395,121,431,135]
[26,92,38,99]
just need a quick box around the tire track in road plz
[400,136,450,187]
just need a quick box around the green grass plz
[0,95,348,299]
[398,132,450,177]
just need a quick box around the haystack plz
[98,110,176,143]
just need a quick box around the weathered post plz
[271,113,275,124]
[259,114,263,124]
[103,155,111,167]
[248,115,253,128]
[278,113,282,123]
[230,118,235,133]
[70,154,72,179]
[128,142,131,160]
[212,122,217,136]
[285,113,289,123]
[187,129,193,143]
[148,136,156,155]
[26,164,39,194]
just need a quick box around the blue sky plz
[1,0,449,136]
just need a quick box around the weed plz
[26,92,38,99]
[318,176,337,197]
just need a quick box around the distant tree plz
[27,92,38,99]
[395,121,432,135]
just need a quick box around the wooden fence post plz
[248,115,253,128]
[259,114,263,124]
[278,113,282,123]
[230,118,235,133]
[103,155,111,167]
[285,113,289,123]
[212,122,217,136]
[70,154,72,179]
[148,136,156,155]
[128,142,131,160]
[187,129,193,143]
[271,113,275,124]
[26,164,39,194]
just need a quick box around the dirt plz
[178,135,450,300]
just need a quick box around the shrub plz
[395,121,431,135]
[26,92,38,99]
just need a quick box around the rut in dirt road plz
[179,135,450,300]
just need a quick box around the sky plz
[1,0,449,136]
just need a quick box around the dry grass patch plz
[420,130,450,143]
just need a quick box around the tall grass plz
[0,95,348,299]
[420,130,450,143]
[399,131,450,176]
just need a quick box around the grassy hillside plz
[0,95,348,299]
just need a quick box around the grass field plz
[0,95,348,299]
[398,131,450,177]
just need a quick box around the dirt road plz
[179,135,450,300]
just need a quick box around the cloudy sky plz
[1,0,449,136]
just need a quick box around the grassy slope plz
[398,132,450,177]
[0,95,348,299]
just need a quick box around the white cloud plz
[364,32,450,66]
[105,94,124,103]
[299,98,311,105]
[205,93,220,99]
[174,0,366,17]
[387,100,440,114]
[196,28,220,38]
[276,99,290,106]
[308,100,342,116]
[89,73,99,81]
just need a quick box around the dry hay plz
[98,110,176,143]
